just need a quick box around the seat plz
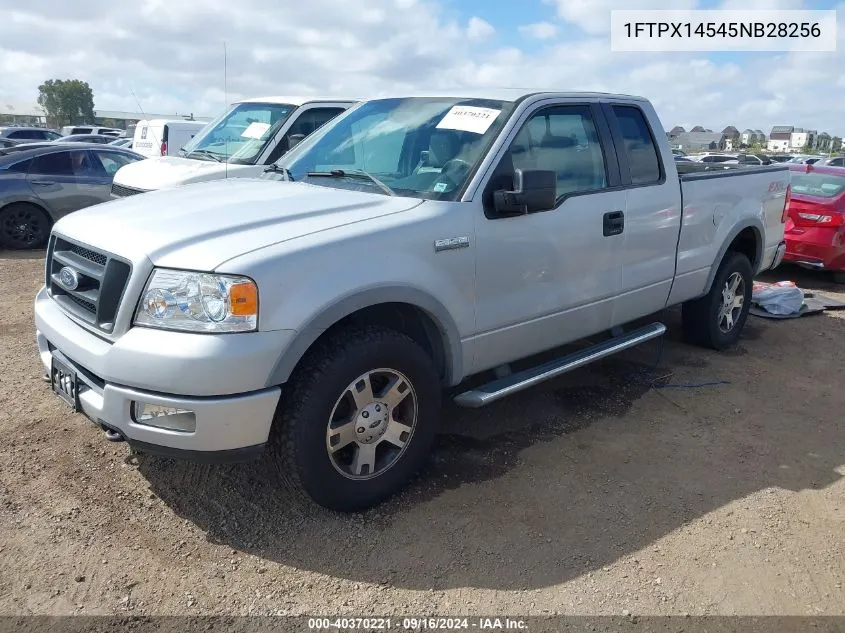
[427,131,460,168]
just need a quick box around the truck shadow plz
[136,308,845,591]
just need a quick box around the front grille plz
[68,243,107,266]
[111,183,147,198]
[46,236,132,334]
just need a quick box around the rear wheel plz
[271,325,441,511]
[682,251,753,350]
[0,203,51,249]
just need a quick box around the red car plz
[783,164,845,282]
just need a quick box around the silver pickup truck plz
[34,90,788,511]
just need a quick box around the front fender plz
[264,285,464,388]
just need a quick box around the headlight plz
[134,269,258,333]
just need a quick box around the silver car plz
[0,143,145,249]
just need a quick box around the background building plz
[0,101,210,129]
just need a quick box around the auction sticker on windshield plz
[436,106,501,134]
[241,121,271,139]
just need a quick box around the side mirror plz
[493,169,557,215]
[287,133,306,149]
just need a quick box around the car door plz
[90,149,139,200]
[470,100,627,373]
[601,103,682,326]
[27,149,109,219]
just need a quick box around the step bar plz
[453,322,666,408]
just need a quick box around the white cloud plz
[0,0,843,137]
[518,22,558,40]
[466,16,495,42]
[544,0,700,35]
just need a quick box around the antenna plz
[224,41,228,180]
[131,89,161,153]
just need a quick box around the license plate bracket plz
[51,355,79,412]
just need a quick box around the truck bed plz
[668,162,790,307]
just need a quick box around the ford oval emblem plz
[58,266,80,291]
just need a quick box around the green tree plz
[37,79,95,128]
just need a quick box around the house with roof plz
[668,125,685,139]
[740,129,767,147]
[671,131,724,152]
[768,125,793,153]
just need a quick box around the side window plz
[31,152,74,175]
[93,151,135,176]
[5,159,32,173]
[612,105,662,185]
[505,105,608,199]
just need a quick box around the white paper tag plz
[433,182,448,193]
[241,121,271,139]
[436,106,501,135]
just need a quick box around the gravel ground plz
[1,251,844,617]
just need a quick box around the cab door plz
[469,100,628,373]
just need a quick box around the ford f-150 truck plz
[109,95,357,198]
[34,90,788,511]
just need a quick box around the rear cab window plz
[611,105,662,184]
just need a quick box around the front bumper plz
[34,287,291,460]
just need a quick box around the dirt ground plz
[1,250,844,618]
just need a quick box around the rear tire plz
[270,325,442,512]
[682,251,753,350]
[0,203,51,249]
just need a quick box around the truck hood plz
[113,156,257,190]
[53,179,424,270]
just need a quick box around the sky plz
[0,0,842,135]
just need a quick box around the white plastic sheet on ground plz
[751,281,805,316]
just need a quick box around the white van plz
[60,125,123,137]
[132,119,208,158]
[110,96,357,197]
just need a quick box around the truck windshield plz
[273,97,515,200]
[181,101,295,164]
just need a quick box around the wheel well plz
[0,200,52,223]
[316,302,449,383]
[726,227,759,270]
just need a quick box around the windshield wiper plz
[185,149,223,163]
[306,169,394,196]
[263,163,295,180]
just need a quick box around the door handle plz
[603,210,624,236]
[30,180,55,186]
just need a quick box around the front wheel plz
[271,325,442,511]
[0,203,51,250]
[682,251,753,350]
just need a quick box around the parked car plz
[769,155,795,163]
[0,144,145,249]
[0,126,62,145]
[674,155,693,162]
[108,138,133,148]
[787,155,825,165]
[736,153,772,165]
[783,164,845,282]
[55,134,117,145]
[60,125,122,137]
[33,90,788,510]
[109,96,358,197]
[695,153,739,164]
[823,156,844,167]
[130,119,207,158]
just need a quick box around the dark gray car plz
[0,143,145,249]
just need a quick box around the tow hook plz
[100,425,126,442]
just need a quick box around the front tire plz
[0,203,51,250]
[682,251,753,350]
[271,325,442,511]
